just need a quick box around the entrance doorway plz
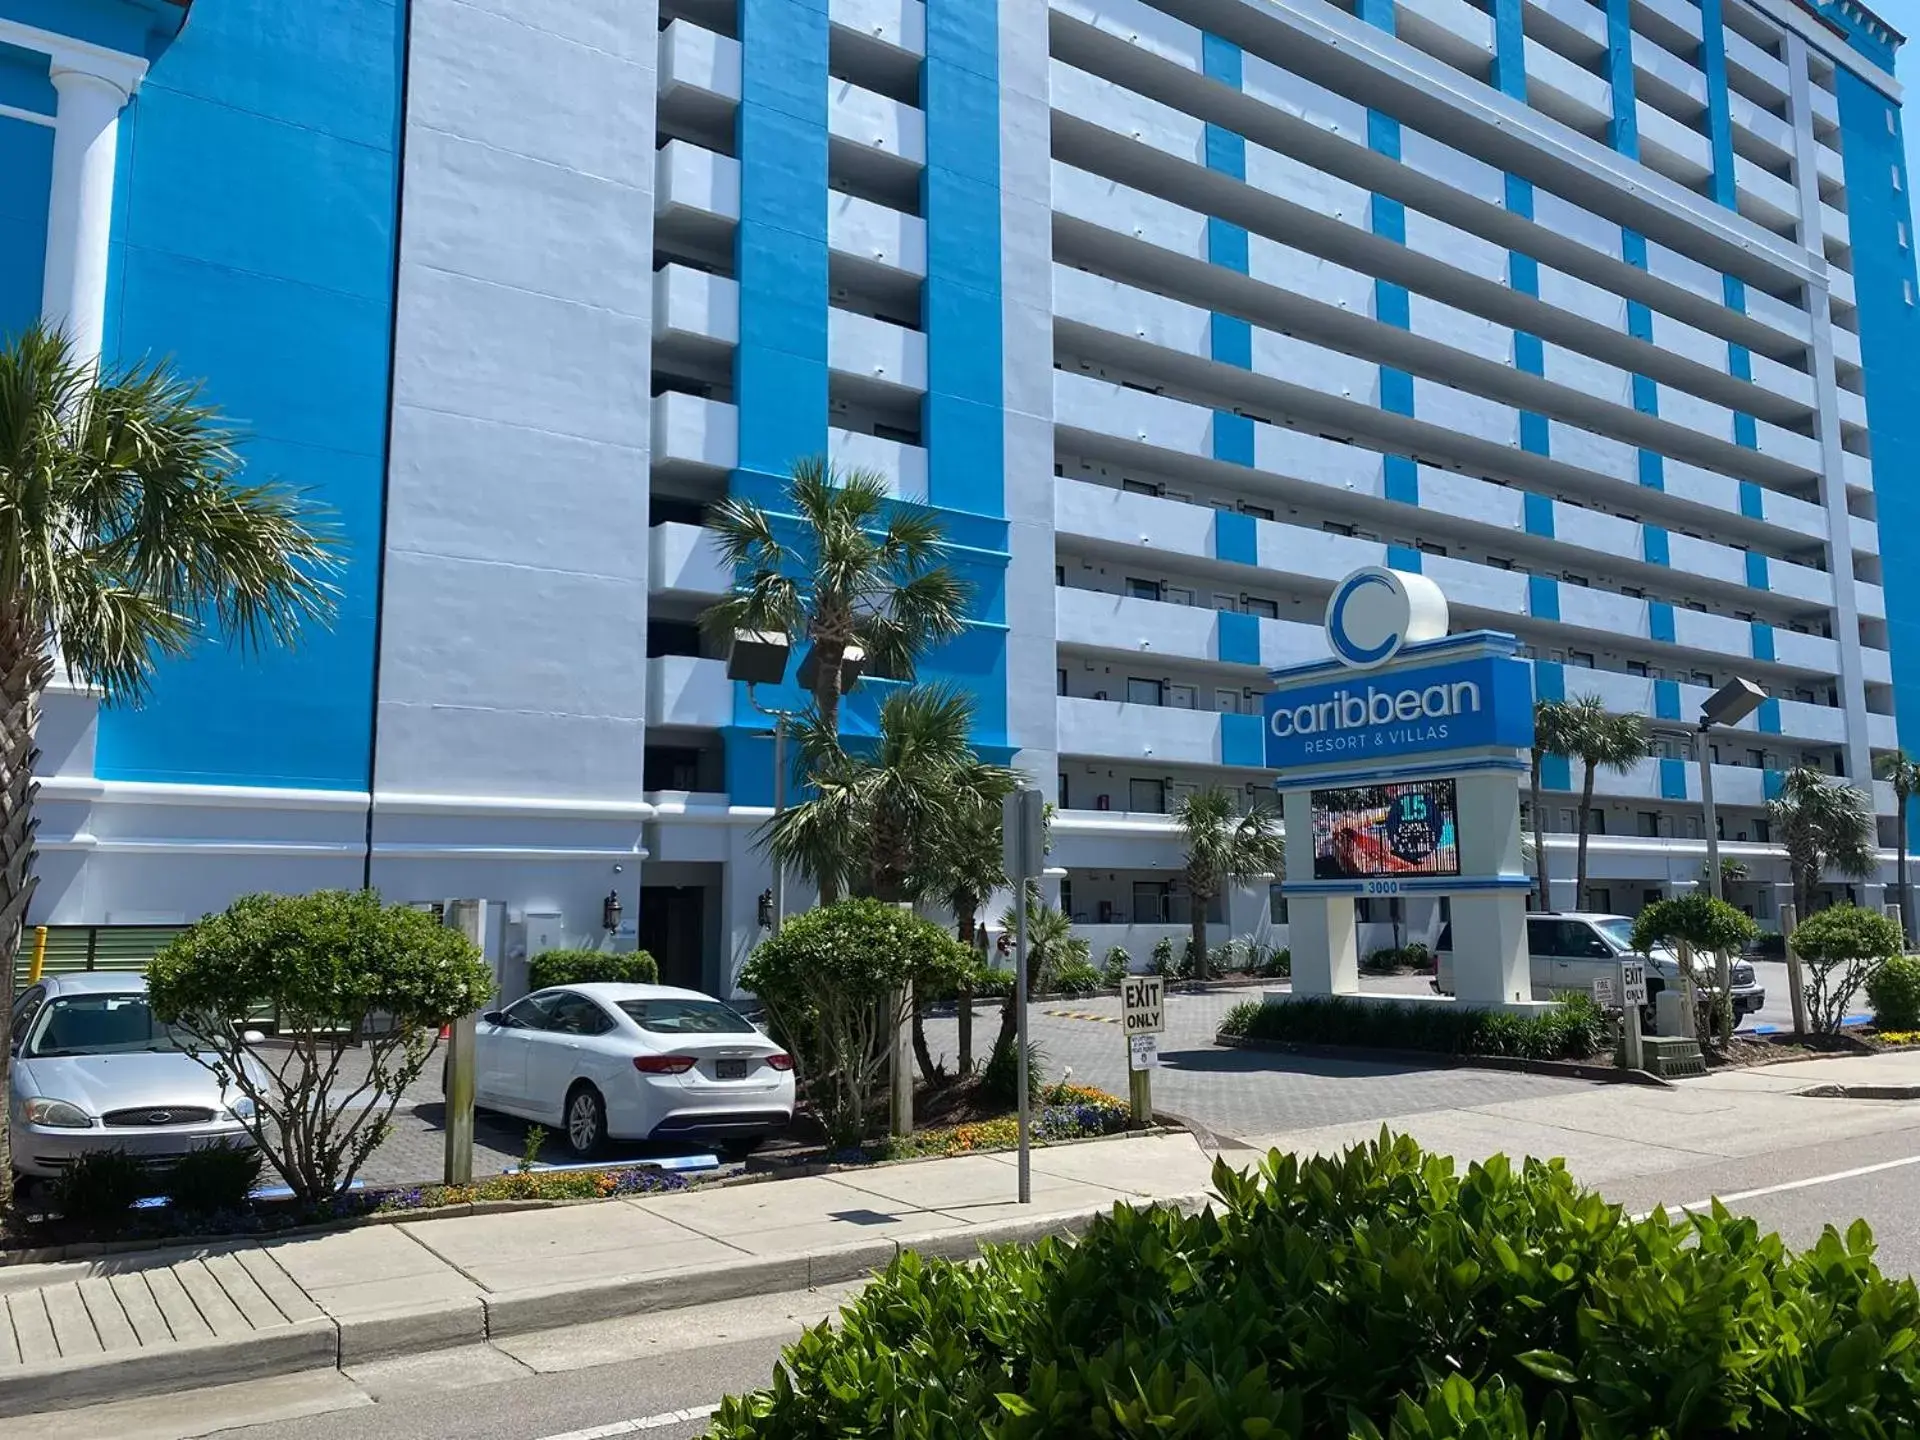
[639,886,705,990]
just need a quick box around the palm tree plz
[1770,766,1877,922]
[701,458,970,745]
[0,324,338,1197]
[1529,698,1578,911]
[1563,695,1652,907]
[991,897,1087,1057]
[1174,787,1285,980]
[1877,749,1920,944]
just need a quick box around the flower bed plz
[851,1084,1132,1162]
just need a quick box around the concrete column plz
[41,60,138,368]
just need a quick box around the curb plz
[0,1190,1217,1417]
[1212,1033,1673,1088]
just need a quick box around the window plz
[1129,778,1167,813]
[1748,748,1766,768]
[1487,556,1513,570]
[1322,520,1356,536]
[1586,887,1613,914]
[1269,884,1288,924]
[502,994,559,1029]
[1214,593,1239,612]
[1058,773,1070,808]
[1126,677,1164,706]
[1055,564,1065,586]
[1564,574,1590,587]
[616,998,756,1034]
[1627,661,1649,677]
[1126,577,1162,602]
[1123,479,1159,496]
[1692,671,1714,687]
[1167,684,1198,709]
[1058,669,1068,696]
[1166,586,1195,606]
[1637,811,1660,837]
[1894,163,1904,192]
[1907,280,1916,308]
[1569,651,1596,668]
[1245,596,1279,619]
[1417,540,1447,556]
[1753,817,1770,843]
[1216,688,1241,714]
[1587,808,1606,835]
[1240,502,1274,520]
[10,986,44,1049]
[1900,220,1910,249]
[546,993,616,1036]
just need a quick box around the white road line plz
[533,1405,721,1440]
[1659,1152,1920,1217]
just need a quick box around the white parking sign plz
[1122,975,1164,1036]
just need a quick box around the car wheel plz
[564,1084,606,1158]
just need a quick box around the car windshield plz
[1593,918,1675,958]
[26,995,197,1058]
[616,998,758,1035]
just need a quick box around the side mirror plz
[480,1011,508,1028]
[240,1029,268,1046]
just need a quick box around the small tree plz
[1631,892,1759,1045]
[739,899,972,1149]
[1770,767,1877,924]
[146,891,494,1202]
[1877,749,1920,946]
[1790,903,1903,1035]
[1562,696,1651,906]
[990,899,1087,1060]
[1173,788,1285,980]
[1529,698,1577,909]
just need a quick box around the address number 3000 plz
[1364,879,1403,896]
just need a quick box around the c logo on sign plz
[1323,567,1451,670]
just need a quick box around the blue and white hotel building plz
[3,0,1918,990]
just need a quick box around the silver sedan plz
[9,972,260,1182]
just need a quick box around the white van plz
[1432,912,1765,1026]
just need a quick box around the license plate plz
[715,1058,750,1080]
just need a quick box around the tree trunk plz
[1901,794,1914,948]
[955,897,977,1073]
[1530,755,1549,911]
[911,996,938,1084]
[1575,765,1597,910]
[811,633,847,904]
[1188,891,1209,982]
[0,620,48,1208]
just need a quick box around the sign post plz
[1003,787,1046,1205]
[1619,959,1647,1072]
[444,900,483,1186]
[1121,975,1165,1129]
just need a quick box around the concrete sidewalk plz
[0,1131,1215,1418]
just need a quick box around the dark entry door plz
[639,887,705,991]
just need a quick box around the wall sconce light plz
[602,890,623,933]
[757,888,774,930]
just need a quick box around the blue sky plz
[1900,5,1920,187]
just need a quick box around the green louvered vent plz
[19,926,186,991]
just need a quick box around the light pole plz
[1696,678,1768,903]
[725,631,865,932]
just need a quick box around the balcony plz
[649,522,730,601]
[647,656,731,729]
[1056,587,1219,663]
[652,393,736,478]
[829,0,926,56]
[1056,696,1267,770]
[658,19,740,128]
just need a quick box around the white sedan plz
[472,984,794,1158]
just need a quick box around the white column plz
[40,60,138,369]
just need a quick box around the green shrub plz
[527,948,659,992]
[1219,994,1607,1062]
[147,889,495,1202]
[1793,903,1905,1034]
[53,1149,147,1228]
[164,1142,264,1216]
[1257,946,1292,979]
[711,1133,1920,1438]
[1868,954,1920,1032]
[1049,958,1101,996]
[981,1034,1047,1108]
[739,899,974,1148]
[1148,936,1175,977]
[1100,945,1131,986]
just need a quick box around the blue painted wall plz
[92,0,403,790]
[0,46,52,338]
[1842,64,1920,786]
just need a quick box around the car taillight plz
[767,1053,794,1072]
[633,1055,697,1075]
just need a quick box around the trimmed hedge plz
[1869,955,1920,1032]
[712,1133,1920,1437]
[527,948,659,992]
[1218,994,1607,1062]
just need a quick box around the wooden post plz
[1621,986,1645,1073]
[1128,1053,1152,1130]
[890,984,913,1139]
[444,900,481,1186]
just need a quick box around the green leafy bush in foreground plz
[1869,954,1920,1032]
[712,1133,1920,1438]
[1217,993,1607,1062]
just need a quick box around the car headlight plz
[22,1097,92,1129]
[226,1097,256,1121]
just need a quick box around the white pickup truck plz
[1432,911,1765,1027]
